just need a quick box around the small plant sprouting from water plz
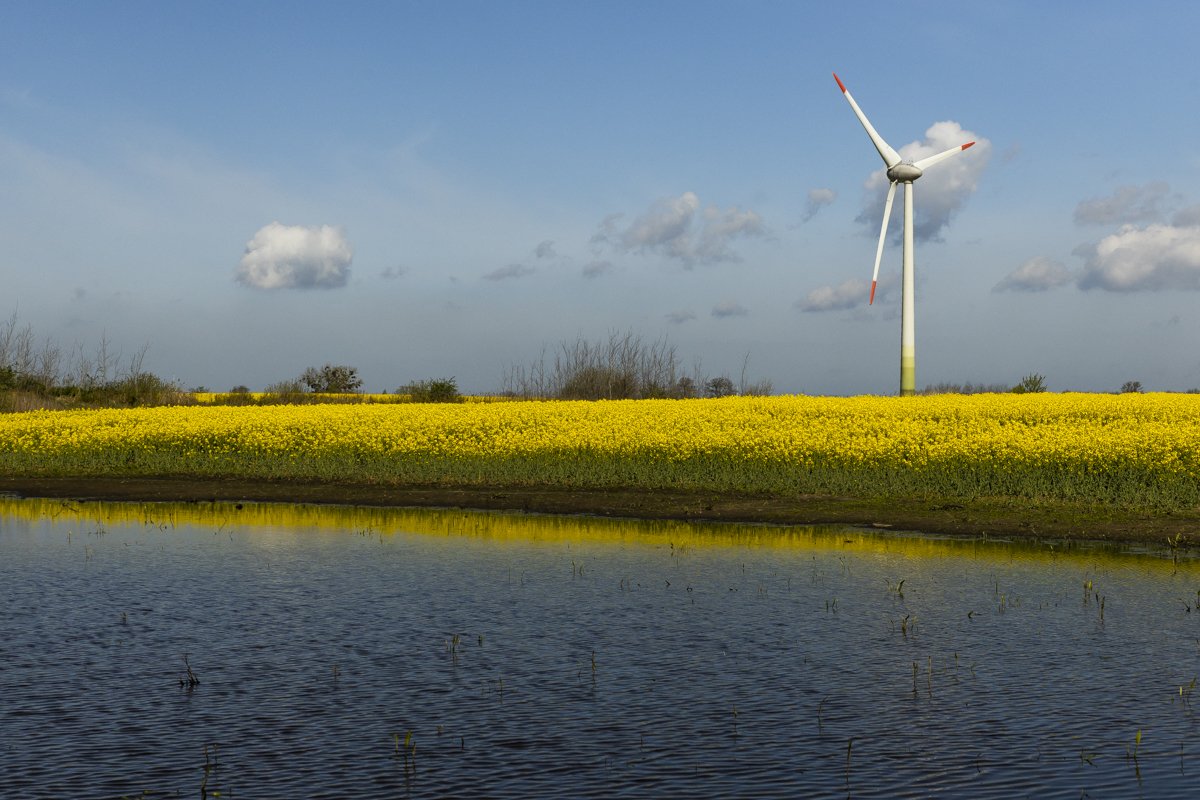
[1126,729,1143,781]
[817,696,827,733]
[731,705,739,738]
[1178,677,1196,707]
[393,731,416,779]
[199,743,221,799]
[1168,532,1186,572]
[180,654,200,690]
[845,737,855,788]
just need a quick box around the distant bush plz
[1120,381,1143,394]
[399,377,463,403]
[263,379,308,404]
[300,364,363,393]
[501,331,772,401]
[920,382,1010,395]
[1011,374,1048,394]
[705,376,736,398]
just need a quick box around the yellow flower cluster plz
[3,393,1199,507]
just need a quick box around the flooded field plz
[1,497,1198,798]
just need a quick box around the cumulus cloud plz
[802,187,837,223]
[1172,204,1200,228]
[582,260,613,279]
[592,192,764,267]
[857,121,990,242]
[482,263,535,281]
[1077,217,1200,291]
[1074,182,1173,226]
[621,191,700,258]
[236,222,353,290]
[665,310,696,324]
[993,256,1073,293]
[696,206,765,262]
[711,300,748,318]
[589,213,623,251]
[797,273,898,312]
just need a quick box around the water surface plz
[2,498,1198,798]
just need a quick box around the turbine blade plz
[833,72,902,168]
[870,181,898,305]
[912,141,975,172]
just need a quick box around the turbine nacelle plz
[886,162,923,183]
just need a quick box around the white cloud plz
[802,187,837,223]
[797,273,897,312]
[236,222,353,290]
[1077,220,1200,291]
[589,213,623,252]
[665,310,696,324]
[593,192,764,267]
[857,121,991,242]
[696,205,765,262]
[482,263,535,281]
[1074,182,1173,226]
[621,191,700,259]
[711,300,748,318]
[582,260,613,279]
[797,278,869,312]
[1172,204,1200,228]
[993,257,1072,293]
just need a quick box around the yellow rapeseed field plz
[2,393,1199,508]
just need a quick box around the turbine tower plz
[833,72,974,396]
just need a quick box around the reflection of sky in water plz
[1,498,1198,798]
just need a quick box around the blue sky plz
[3,0,1200,394]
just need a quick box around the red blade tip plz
[962,141,975,150]
[869,280,877,305]
[833,73,846,93]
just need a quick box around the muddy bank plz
[1,476,1196,546]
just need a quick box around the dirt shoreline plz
[3,475,1198,546]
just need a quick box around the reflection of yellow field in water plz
[2,496,1188,573]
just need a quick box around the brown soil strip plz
[3,476,1197,546]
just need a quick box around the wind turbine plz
[833,72,974,397]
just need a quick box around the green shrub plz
[399,377,463,403]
